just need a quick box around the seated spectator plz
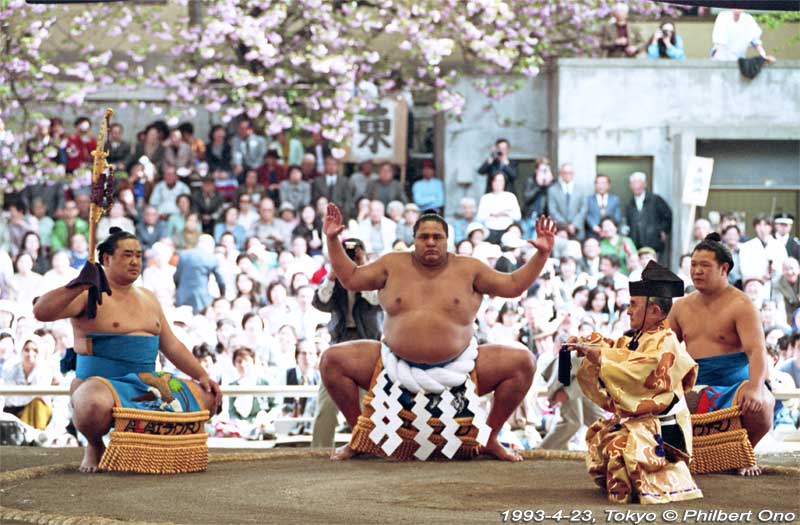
[2,335,55,430]
[771,258,800,326]
[598,216,637,275]
[358,200,396,255]
[647,21,686,59]
[194,177,225,234]
[206,125,232,174]
[270,324,300,372]
[179,122,205,162]
[299,153,320,181]
[192,343,220,384]
[287,236,319,278]
[226,347,276,439]
[257,149,287,203]
[270,131,304,167]
[236,169,266,206]
[366,162,407,207]
[18,231,49,275]
[465,221,490,247]
[9,253,44,311]
[142,241,176,308]
[599,254,628,291]
[385,200,405,226]
[29,198,55,251]
[600,2,644,58]
[127,162,155,208]
[96,200,136,244]
[107,122,132,173]
[213,168,238,202]
[395,203,420,246]
[135,205,168,252]
[279,165,312,212]
[477,172,522,244]
[181,214,202,251]
[64,233,86,272]
[163,127,194,173]
[283,338,320,435]
[150,164,191,221]
[456,239,474,256]
[411,160,444,214]
[452,197,478,244]
[166,193,195,247]
[292,205,323,257]
[584,287,611,333]
[275,203,299,250]
[131,125,165,172]
[350,159,375,198]
[236,193,259,233]
[5,200,33,258]
[743,277,767,308]
[41,250,78,292]
[488,302,522,345]
[214,206,247,250]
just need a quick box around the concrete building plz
[443,58,800,267]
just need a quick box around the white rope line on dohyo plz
[371,339,492,460]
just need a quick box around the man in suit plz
[311,155,355,220]
[306,131,332,174]
[136,205,167,252]
[623,171,672,264]
[311,238,381,448]
[585,174,621,239]
[365,162,407,207]
[284,338,321,435]
[107,123,131,173]
[174,234,226,314]
[547,163,587,241]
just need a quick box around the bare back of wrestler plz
[320,203,556,461]
[33,234,222,473]
[668,247,774,476]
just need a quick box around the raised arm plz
[323,203,388,292]
[474,216,556,298]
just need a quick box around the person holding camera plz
[310,238,382,448]
[478,138,518,194]
[647,22,686,60]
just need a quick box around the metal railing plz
[1,385,798,399]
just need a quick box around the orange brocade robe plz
[576,321,704,504]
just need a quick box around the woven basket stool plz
[690,406,755,474]
[99,407,210,474]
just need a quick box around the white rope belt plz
[369,339,491,460]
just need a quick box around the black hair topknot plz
[692,232,734,274]
[97,227,138,263]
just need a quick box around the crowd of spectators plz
[0,22,795,444]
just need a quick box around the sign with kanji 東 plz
[348,98,408,165]
[681,156,714,207]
